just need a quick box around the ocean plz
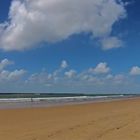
[0,93,138,109]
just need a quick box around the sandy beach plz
[0,98,140,140]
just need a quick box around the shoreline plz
[0,95,138,110]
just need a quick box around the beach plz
[0,98,140,140]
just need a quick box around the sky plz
[0,0,140,94]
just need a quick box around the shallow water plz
[0,94,137,109]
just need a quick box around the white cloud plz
[0,0,126,51]
[0,58,26,83]
[27,71,50,84]
[61,60,68,69]
[101,36,123,50]
[89,62,110,74]
[0,59,138,93]
[7,69,26,80]
[113,74,125,84]
[130,66,140,75]
[0,59,13,71]
[65,69,76,78]
[106,74,113,79]
[52,60,68,78]
[0,59,133,93]
[0,69,26,82]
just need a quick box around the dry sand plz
[0,98,140,140]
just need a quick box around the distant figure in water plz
[31,98,33,102]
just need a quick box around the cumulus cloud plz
[130,66,140,75]
[27,71,50,84]
[113,74,125,84]
[26,61,112,86]
[0,58,26,83]
[52,60,69,78]
[89,62,110,74]
[65,69,76,78]
[0,59,13,71]
[0,69,26,82]
[61,60,68,69]
[0,59,133,93]
[0,58,138,93]
[101,36,123,50]
[0,0,126,51]
[8,60,137,93]
[26,61,129,94]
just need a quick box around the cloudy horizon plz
[0,0,140,94]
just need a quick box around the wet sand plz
[0,98,140,140]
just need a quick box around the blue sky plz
[0,0,140,93]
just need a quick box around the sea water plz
[0,93,137,109]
